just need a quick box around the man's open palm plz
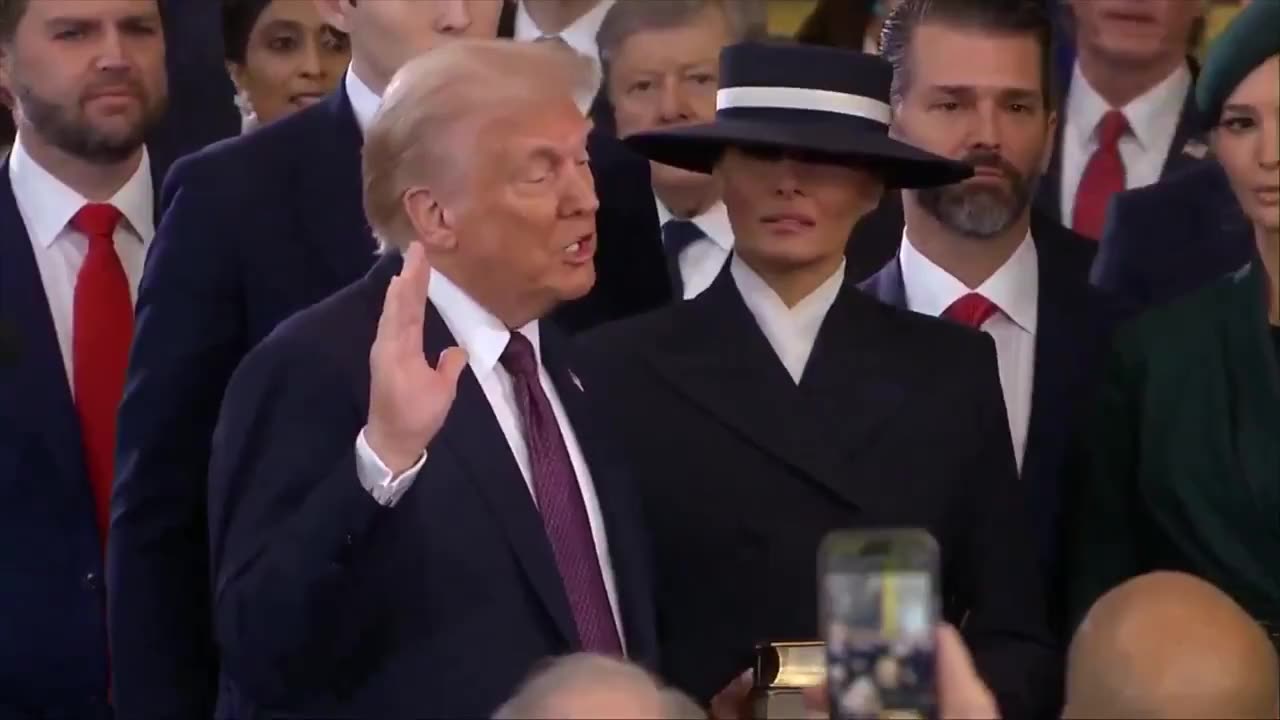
[366,243,468,473]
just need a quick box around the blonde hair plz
[362,39,592,252]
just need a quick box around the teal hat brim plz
[1195,1,1280,132]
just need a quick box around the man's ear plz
[1039,109,1060,175]
[404,186,458,252]
[313,0,354,34]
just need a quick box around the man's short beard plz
[915,151,1037,240]
[14,81,165,165]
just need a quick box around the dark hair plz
[222,0,272,64]
[0,0,29,44]
[794,0,877,51]
[880,0,1056,111]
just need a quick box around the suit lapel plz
[0,166,92,511]
[296,86,378,290]
[419,302,579,647]
[498,0,517,38]
[1160,87,1208,180]
[799,277,909,489]
[861,255,908,309]
[540,329,654,658]
[647,267,892,510]
[1215,267,1280,530]
[1037,113,1066,225]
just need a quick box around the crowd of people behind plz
[0,0,1277,718]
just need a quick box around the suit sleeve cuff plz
[355,428,426,507]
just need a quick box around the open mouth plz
[563,233,596,263]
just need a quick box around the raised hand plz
[365,243,468,474]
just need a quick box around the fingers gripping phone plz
[819,529,940,720]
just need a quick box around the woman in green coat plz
[1067,1,1280,647]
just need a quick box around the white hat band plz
[716,86,892,126]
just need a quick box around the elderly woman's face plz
[716,148,883,274]
[228,0,349,125]
[1212,55,1280,235]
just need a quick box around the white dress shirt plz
[513,0,615,114]
[731,255,846,384]
[1059,62,1192,221]
[353,268,625,644]
[8,134,154,388]
[345,66,382,134]
[899,233,1038,471]
[656,197,735,299]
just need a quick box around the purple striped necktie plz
[500,332,622,654]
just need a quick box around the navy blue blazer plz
[860,206,1124,640]
[1092,160,1257,311]
[1035,60,1208,225]
[208,253,658,719]
[0,154,159,720]
[110,79,663,719]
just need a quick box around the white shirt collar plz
[8,132,154,249]
[899,230,1039,335]
[514,0,615,58]
[655,196,735,252]
[730,254,846,383]
[426,263,541,378]
[1067,61,1191,152]
[345,65,383,134]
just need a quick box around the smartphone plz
[819,529,940,720]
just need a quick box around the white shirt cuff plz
[354,428,426,507]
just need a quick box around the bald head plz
[1064,572,1279,719]
[494,654,705,720]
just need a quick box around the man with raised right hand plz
[207,39,657,719]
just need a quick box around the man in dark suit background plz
[209,40,656,718]
[859,0,1122,645]
[0,1,167,716]
[1041,0,1207,239]
[586,39,1055,717]
[108,2,508,718]
[1092,137,1256,312]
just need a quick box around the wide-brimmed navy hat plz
[625,41,973,189]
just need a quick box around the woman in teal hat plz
[1066,0,1280,647]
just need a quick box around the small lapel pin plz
[1182,139,1209,160]
[569,370,584,393]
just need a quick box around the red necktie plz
[71,203,131,544]
[944,292,1000,329]
[1072,110,1130,241]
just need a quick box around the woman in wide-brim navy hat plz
[1067,0,1280,658]
[579,40,1054,713]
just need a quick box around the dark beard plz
[916,149,1036,239]
[14,79,165,165]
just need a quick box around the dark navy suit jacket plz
[859,202,1124,639]
[1035,60,1208,226]
[1092,160,1256,311]
[110,74,663,717]
[0,155,159,720]
[208,253,658,718]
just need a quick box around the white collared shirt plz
[731,255,846,384]
[899,232,1038,471]
[8,134,154,389]
[345,66,382,134]
[353,268,625,645]
[513,0,615,114]
[1059,61,1192,221]
[655,197,735,299]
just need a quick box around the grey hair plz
[596,0,768,68]
[493,653,706,720]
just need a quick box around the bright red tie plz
[1072,110,1130,241]
[71,203,131,544]
[943,292,1000,329]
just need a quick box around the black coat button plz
[83,572,101,591]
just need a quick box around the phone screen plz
[823,563,937,719]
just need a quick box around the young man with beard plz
[0,0,167,717]
[858,0,1124,647]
